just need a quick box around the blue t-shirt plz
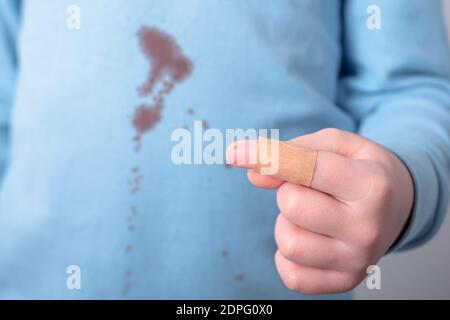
[0,0,449,299]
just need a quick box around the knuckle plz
[319,127,342,138]
[278,235,301,261]
[326,249,341,267]
[357,223,382,249]
[318,128,348,154]
[369,167,393,202]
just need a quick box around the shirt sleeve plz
[340,0,450,251]
[0,0,21,185]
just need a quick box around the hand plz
[227,128,414,294]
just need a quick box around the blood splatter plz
[220,249,244,283]
[234,274,244,282]
[132,103,163,152]
[124,26,193,297]
[137,27,192,97]
[132,26,193,151]
[129,168,143,195]
[131,166,139,173]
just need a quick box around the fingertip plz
[225,140,258,169]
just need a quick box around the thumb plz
[289,128,370,158]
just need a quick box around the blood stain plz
[132,26,193,150]
[234,274,244,282]
[131,166,140,173]
[123,26,193,297]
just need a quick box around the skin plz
[226,128,414,294]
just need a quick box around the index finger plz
[226,138,372,201]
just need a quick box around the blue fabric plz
[0,0,448,299]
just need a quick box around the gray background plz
[354,1,450,300]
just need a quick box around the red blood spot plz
[234,274,244,282]
[137,27,193,97]
[131,166,140,173]
[123,27,193,295]
[132,103,163,144]
[132,27,193,151]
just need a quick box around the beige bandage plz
[253,137,318,187]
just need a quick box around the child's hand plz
[227,128,414,294]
